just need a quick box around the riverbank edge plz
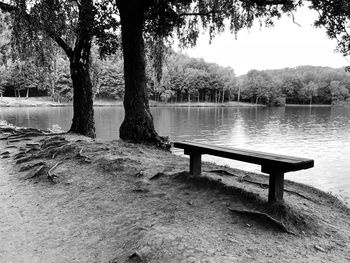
[2,97,345,108]
[0,97,264,107]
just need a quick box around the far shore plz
[0,96,341,108]
[0,97,265,108]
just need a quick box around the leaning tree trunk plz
[118,1,168,149]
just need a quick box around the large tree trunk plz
[69,60,95,138]
[118,1,169,149]
[68,0,95,138]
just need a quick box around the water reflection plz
[1,105,349,202]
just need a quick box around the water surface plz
[1,105,349,202]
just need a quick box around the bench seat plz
[173,141,314,203]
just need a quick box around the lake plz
[1,105,349,203]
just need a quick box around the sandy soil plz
[0,127,350,262]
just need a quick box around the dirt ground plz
[0,126,350,263]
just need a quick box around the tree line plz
[239,66,350,105]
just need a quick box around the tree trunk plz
[222,89,225,104]
[238,86,241,102]
[68,0,95,138]
[118,1,168,149]
[26,88,29,98]
[69,60,95,138]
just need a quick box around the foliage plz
[238,66,350,105]
[149,51,237,103]
[93,56,125,100]
[311,1,350,57]
[144,0,302,47]
[0,12,11,66]
[241,70,276,104]
[330,80,349,102]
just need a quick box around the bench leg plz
[189,154,201,176]
[268,172,284,203]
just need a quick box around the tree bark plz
[69,60,95,138]
[238,86,241,102]
[118,0,169,149]
[68,0,95,138]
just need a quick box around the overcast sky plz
[177,5,349,76]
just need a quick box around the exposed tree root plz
[24,165,47,180]
[8,138,32,143]
[26,143,40,147]
[149,172,165,180]
[228,207,295,235]
[0,127,17,133]
[5,145,17,149]
[16,155,41,164]
[20,161,46,172]
[7,132,45,140]
[14,152,26,159]
[47,162,63,183]
[77,147,91,163]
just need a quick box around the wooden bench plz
[173,141,314,204]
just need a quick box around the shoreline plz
[0,125,350,262]
[0,97,339,108]
[0,97,263,108]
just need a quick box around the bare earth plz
[0,127,349,263]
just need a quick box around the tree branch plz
[289,10,301,27]
[252,0,292,6]
[0,1,74,58]
[0,2,16,12]
[178,0,291,17]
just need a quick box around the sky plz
[177,5,350,76]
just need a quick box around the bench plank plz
[173,141,314,204]
[174,141,314,173]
